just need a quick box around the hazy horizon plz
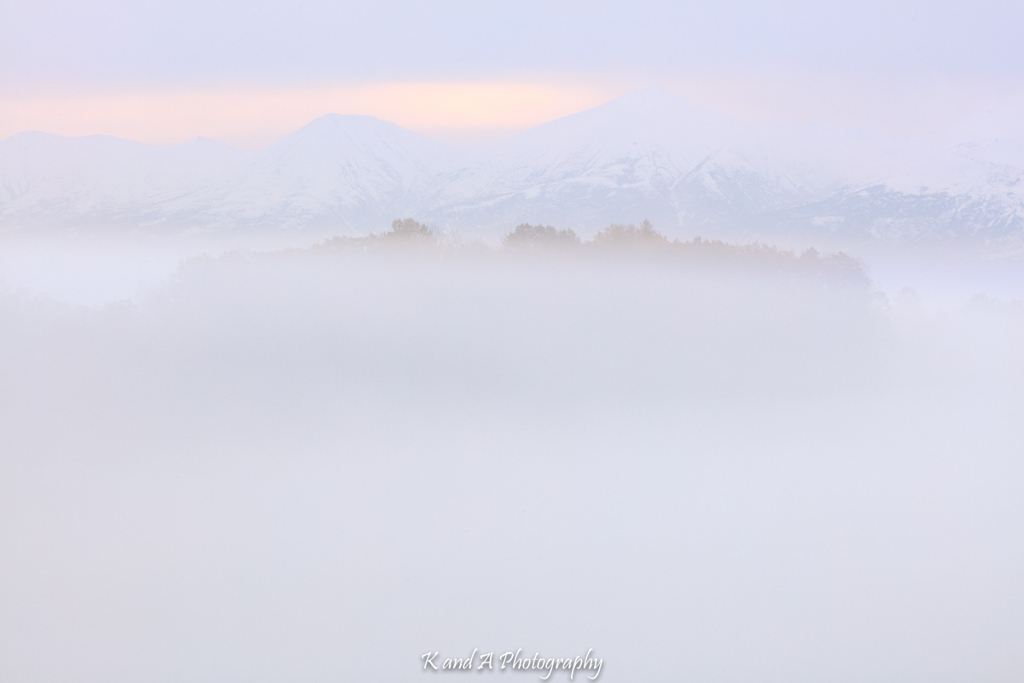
[4,81,1023,151]
[4,0,1023,147]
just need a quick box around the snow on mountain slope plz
[428,86,742,230]
[780,135,1024,245]
[162,114,470,231]
[426,87,937,241]
[0,133,253,230]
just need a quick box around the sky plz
[2,0,1023,148]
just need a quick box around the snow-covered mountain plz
[429,86,742,229]
[0,132,253,230]
[160,114,469,231]
[2,86,1022,247]
[778,136,1024,246]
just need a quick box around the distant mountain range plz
[2,86,1022,248]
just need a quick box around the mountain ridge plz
[2,86,1022,248]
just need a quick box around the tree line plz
[317,218,870,289]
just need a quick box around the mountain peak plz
[293,113,406,137]
[485,84,742,172]
[271,112,456,158]
[615,84,683,103]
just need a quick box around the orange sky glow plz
[0,82,621,149]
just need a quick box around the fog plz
[2,234,1024,682]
